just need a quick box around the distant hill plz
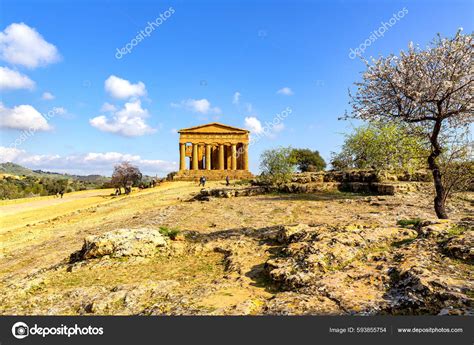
[0,162,35,176]
[1,162,160,200]
[0,162,110,183]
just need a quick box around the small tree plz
[330,123,428,172]
[111,161,142,195]
[259,147,296,185]
[439,129,473,199]
[345,30,473,218]
[291,149,326,172]
[56,179,69,194]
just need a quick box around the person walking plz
[226,175,230,186]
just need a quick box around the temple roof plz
[178,122,249,134]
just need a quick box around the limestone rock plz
[262,292,342,315]
[417,220,453,238]
[77,280,180,315]
[276,224,310,244]
[440,231,473,262]
[385,237,473,315]
[265,223,417,291]
[193,186,269,200]
[70,228,168,262]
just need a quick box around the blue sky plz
[0,0,472,175]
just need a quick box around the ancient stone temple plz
[173,123,253,180]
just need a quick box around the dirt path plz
[0,189,113,216]
[0,182,214,232]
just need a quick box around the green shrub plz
[446,226,468,237]
[397,218,423,229]
[330,123,428,173]
[291,148,326,172]
[259,147,296,185]
[159,226,180,240]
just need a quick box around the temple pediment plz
[178,122,249,134]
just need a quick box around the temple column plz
[179,143,186,170]
[205,144,211,170]
[231,144,237,170]
[226,146,231,169]
[218,144,224,170]
[243,143,249,171]
[192,143,198,170]
[213,146,219,169]
[198,145,204,169]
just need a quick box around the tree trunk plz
[428,120,448,219]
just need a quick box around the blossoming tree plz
[346,30,473,218]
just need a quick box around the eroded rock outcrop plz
[193,170,433,201]
[440,232,473,263]
[193,186,270,201]
[265,223,417,290]
[80,280,180,315]
[385,234,473,315]
[291,169,432,184]
[262,222,473,315]
[70,228,168,262]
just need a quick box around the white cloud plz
[83,152,141,163]
[0,146,24,162]
[0,23,60,69]
[104,75,146,100]
[41,91,54,100]
[89,99,155,137]
[171,98,221,114]
[244,116,263,134]
[0,102,51,131]
[0,146,177,176]
[80,152,177,175]
[100,102,117,112]
[244,116,285,141]
[232,91,241,104]
[0,66,35,90]
[276,87,294,96]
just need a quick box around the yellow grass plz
[0,181,216,277]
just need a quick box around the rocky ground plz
[0,181,472,315]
